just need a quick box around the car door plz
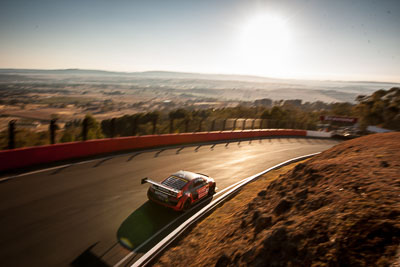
[195,178,209,201]
[191,178,206,202]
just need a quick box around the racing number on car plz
[197,185,209,199]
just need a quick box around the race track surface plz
[0,137,339,266]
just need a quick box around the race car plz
[141,170,216,211]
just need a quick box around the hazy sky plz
[1,0,399,82]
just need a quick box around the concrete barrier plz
[0,129,307,172]
[306,130,332,138]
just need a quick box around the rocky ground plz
[154,132,400,266]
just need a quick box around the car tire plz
[183,198,191,211]
[208,184,216,196]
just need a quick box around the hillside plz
[155,132,400,266]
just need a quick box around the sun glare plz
[237,14,291,77]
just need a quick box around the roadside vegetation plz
[0,87,398,150]
[355,87,400,130]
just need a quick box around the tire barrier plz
[0,129,307,172]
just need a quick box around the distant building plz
[254,98,272,107]
[283,99,302,107]
[320,115,358,124]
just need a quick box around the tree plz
[60,130,76,143]
[330,102,354,116]
[169,109,187,133]
[81,114,104,140]
[193,109,210,131]
[355,87,400,130]
[141,111,160,135]
[132,113,143,136]
[261,106,290,128]
[183,112,192,132]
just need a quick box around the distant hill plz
[0,68,283,83]
[0,68,397,86]
[0,68,121,76]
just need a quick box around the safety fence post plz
[210,119,216,132]
[49,119,58,144]
[233,118,238,131]
[82,117,88,141]
[110,118,115,138]
[8,120,16,149]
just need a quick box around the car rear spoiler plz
[141,177,181,196]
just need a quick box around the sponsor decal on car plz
[197,185,209,199]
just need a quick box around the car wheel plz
[208,184,216,196]
[183,198,191,211]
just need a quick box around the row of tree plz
[51,102,348,141]
[1,87,398,149]
[355,87,400,130]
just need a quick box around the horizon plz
[2,67,399,84]
[1,0,399,83]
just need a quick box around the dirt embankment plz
[155,132,400,266]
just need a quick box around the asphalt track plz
[0,137,340,266]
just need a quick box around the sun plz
[237,14,291,76]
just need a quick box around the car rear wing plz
[141,177,181,197]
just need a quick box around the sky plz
[1,0,399,82]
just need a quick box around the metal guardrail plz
[4,117,314,150]
[127,152,321,267]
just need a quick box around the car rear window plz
[162,176,188,190]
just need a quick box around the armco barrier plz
[0,129,307,172]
